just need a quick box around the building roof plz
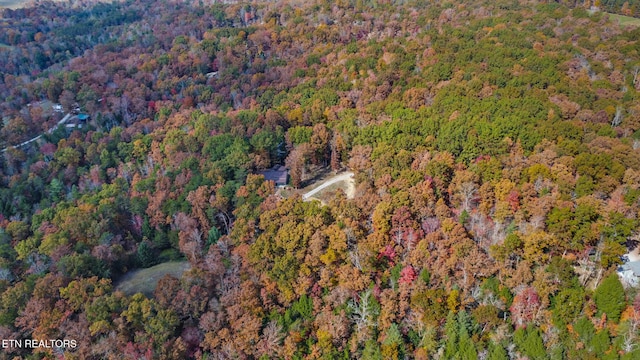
[77,114,90,120]
[260,166,288,186]
[619,261,640,277]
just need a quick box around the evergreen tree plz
[457,311,478,360]
[49,178,64,202]
[137,241,155,268]
[443,311,459,359]
[621,347,640,360]
[382,323,404,359]
[552,287,584,326]
[443,311,478,360]
[488,341,508,360]
[206,226,221,247]
[594,274,626,323]
[574,316,595,344]
[590,329,610,357]
[362,340,383,360]
[514,327,548,360]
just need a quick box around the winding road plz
[1,113,73,153]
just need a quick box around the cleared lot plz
[115,261,190,297]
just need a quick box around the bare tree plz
[256,321,283,358]
[612,105,624,127]
[622,309,640,353]
[345,227,363,270]
[348,247,363,271]
[576,255,597,287]
[349,289,376,332]
[460,182,478,211]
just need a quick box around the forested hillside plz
[2,0,640,359]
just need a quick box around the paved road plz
[1,113,72,153]
[302,171,354,200]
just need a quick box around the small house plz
[260,165,288,187]
[618,261,640,288]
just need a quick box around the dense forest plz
[2,0,640,359]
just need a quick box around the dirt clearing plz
[115,261,191,297]
[302,171,355,204]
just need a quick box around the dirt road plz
[1,113,72,153]
[302,171,354,200]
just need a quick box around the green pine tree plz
[515,327,548,360]
[362,340,383,360]
[594,274,626,323]
[590,329,610,357]
[443,311,459,359]
[137,241,155,268]
[488,341,508,360]
[457,311,477,360]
